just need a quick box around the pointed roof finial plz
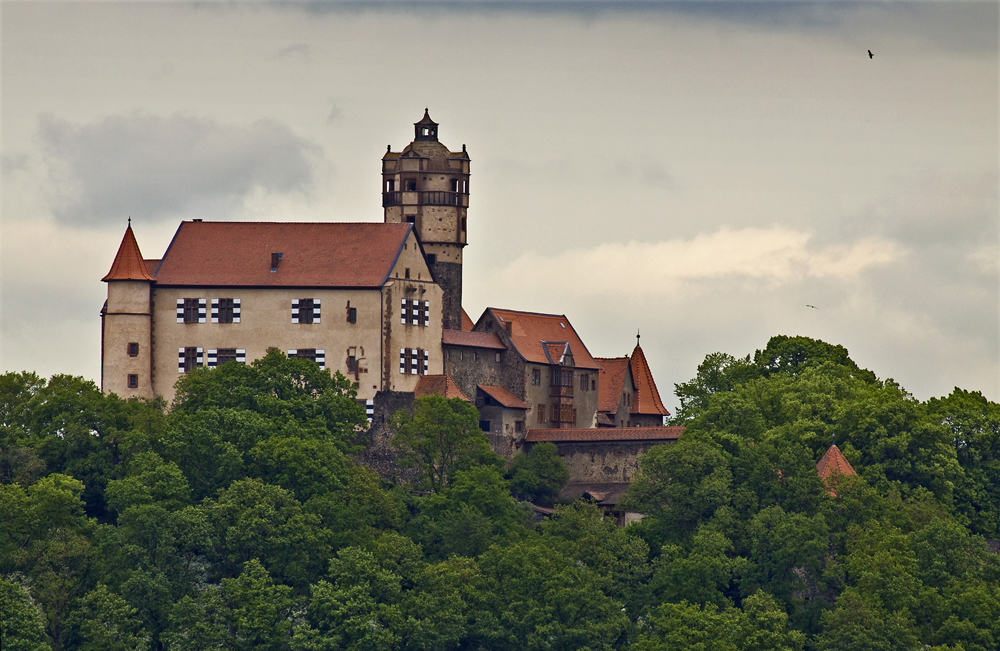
[128,216,131,227]
[636,328,641,346]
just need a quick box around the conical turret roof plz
[816,444,856,495]
[102,223,155,282]
[630,344,669,416]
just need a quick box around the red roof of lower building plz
[485,308,600,370]
[442,330,507,350]
[152,221,413,287]
[414,375,472,402]
[526,426,684,443]
[103,225,155,282]
[595,356,630,414]
[477,385,530,410]
[461,308,475,331]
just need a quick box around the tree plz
[391,395,502,493]
[622,436,734,545]
[0,577,48,651]
[406,467,530,559]
[507,441,570,506]
[65,584,150,651]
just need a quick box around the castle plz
[100,111,678,489]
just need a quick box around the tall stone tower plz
[100,221,155,400]
[382,110,470,331]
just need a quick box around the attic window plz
[271,252,283,272]
[560,323,566,329]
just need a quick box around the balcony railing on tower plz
[382,191,467,208]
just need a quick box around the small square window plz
[127,374,138,389]
[127,342,139,357]
[479,420,490,432]
[515,421,524,433]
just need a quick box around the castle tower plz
[382,110,470,330]
[100,222,155,399]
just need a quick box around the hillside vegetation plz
[1,338,998,651]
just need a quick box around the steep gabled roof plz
[817,444,856,481]
[595,356,630,414]
[102,224,155,282]
[414,375,472,402]
[442,330,507,350]
[630,345,669,416]
[477,385,530,410]
[152,221,413,288]
[484,308,600,370]
[526,427,684,443]
[461,308,475,332]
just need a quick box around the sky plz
[2,1,997,411]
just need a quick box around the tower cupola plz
[414,108,439,141]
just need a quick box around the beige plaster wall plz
[103,281,153,400]
[150,286,386,404]
[381,238,445,392]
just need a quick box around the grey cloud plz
[39,112,322,226]
[277,43,311,59]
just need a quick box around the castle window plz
[386,179,395,192]
[461,218,466,231]
[127,374,138,389]
[347,306,357,324]
[537,404,546,424]
[400,299,430,326]
[212,298,240,324]
[579,373,588,391]
[347,355,356,372]
[398,348,428,375]
[405,268,410,279]
[406,215,415,223]
[178,347,203,372]
[515,421,524,433]
[495,352,501,363]
[450,179,459,192]
[178,298,206,324]
[532,368,541,386]
[405,180,417,191]
[426,254,436,265]
[479,420,490,432]
[127,342,139,357]
[207,348,246,368]
[292,298,321,324]
[288,348,326,370]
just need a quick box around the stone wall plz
[529,439,676,483]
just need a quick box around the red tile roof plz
[595,356,630,414]
[442,329,507,350]
[477,385,530,410]
[461,308,475,332]
[144,259,161,276]
[486,308,600,370]
[816,444,856,480]
[102,225,155,282]
[152,221,413,287]
[414,375,472,402]
[526,426,684,443]
[630,345,670,417]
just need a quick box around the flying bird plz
[806,305,818,309]
[868,50,873,59]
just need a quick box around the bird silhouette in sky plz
[868,50,873,59]
[806,305,818,309]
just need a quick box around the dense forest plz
[2,337,998,651]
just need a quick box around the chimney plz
[504,320,513,335]
[270,252,283,272]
